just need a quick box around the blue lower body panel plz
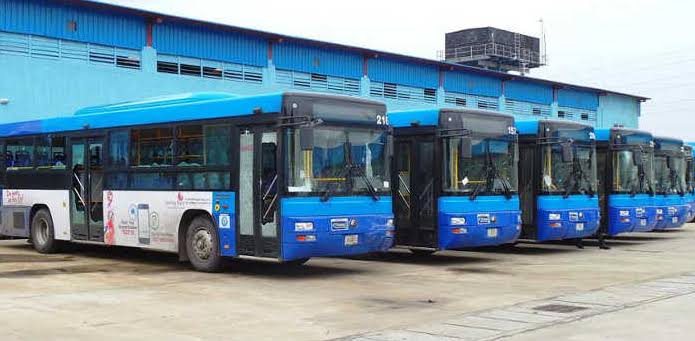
[606,194,657,235]
[535,195,600,241]
[437,195,521,249]
[280,196,394,261]
[653,195,688,230]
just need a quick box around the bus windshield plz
[541,142,597,195]
[442,136,518,195]
[612,147,654,194]
[285,126,390,196]
[654,153,685,194]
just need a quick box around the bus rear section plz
[389,109,521,254]
[652,137,687,230]
[595,128,658,241]
[516,120,600,244]
[0,92,394,272]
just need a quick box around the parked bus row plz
[0,91,691,272]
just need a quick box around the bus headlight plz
[548,213,561,221]
[450,217,467,225]
[656,209,664,215]
[386,218,394,227]
[294,222,314,231]
[619,210,630,217]
[668,207,678,215]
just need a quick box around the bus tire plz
[185,216,223,272]
[31,208,60,254]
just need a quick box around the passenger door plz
[237,127,280,258]
[393,135,437,247]
[70,137,105,242]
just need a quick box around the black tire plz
[410,249,436,256]
[284,258,310,266]
[185,216,223,272]
[31,208,60,254]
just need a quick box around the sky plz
[101,0,695,140]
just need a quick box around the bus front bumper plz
[280,214,394,261]
[438,210,522,249]
[536,208,600,241]
[607,206,657,235]
[654,205,688,230]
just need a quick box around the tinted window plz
[109,130,129,168]
[130,128,173,167]
[6,138,34,170]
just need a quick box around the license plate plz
[576,223,584,231]
[640,219,647,226]
[344,234,359,246]
[672,217,678,224]
[487,228,498,238]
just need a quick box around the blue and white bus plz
[516,120,600,247]
[0,92,394,271]
[387,108,521,254]
[595,128,657,245]
[683,144,695,223]
[652,136,687,230]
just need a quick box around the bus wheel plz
[284,258,310,266]
[410,249,435,256]
[31,208,60,254]
[185,216,222,272]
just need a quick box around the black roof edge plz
[72,0,649,101]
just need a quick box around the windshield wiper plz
[350,164,380,201]
[469,141,513,201]
[564,152,595,199]
[320,163,380,202]
[320,163,352,202]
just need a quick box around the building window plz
[581,113,589,120]
[558,111,566,118]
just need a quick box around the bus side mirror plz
[561,142,574,163]
[460,136,473,159]
[299,127,314,150]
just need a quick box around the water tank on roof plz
[442,27,545,74]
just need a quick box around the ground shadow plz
[1,241,365,279]
[349,250,498,266]
[473,243,580,255]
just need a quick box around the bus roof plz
[515,119,593,136]
[594,127,652,142]
[387,108,512,128]
[653,136,683,145]
[0,91,383,138]
[0,91,283,137]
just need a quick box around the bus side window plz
[109,130,129,168]
[36,136,66,169]
[6,138,34,170]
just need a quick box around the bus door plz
[70,137,105,242]
[237,126,279,258]
[393,135,436,247]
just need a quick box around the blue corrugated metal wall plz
[368,57,439,88]
[504,80,553,104]
[444,71,502,97]
[0,0,145,49]
[273,42,362,79]
[153,23,267,67]
[557,88,599,110]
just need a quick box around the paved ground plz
[1,226,694,340]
